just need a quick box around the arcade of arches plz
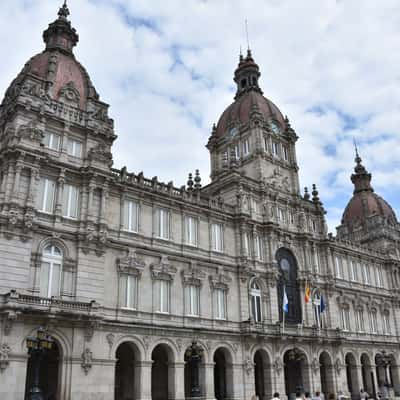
[24,339,400,400]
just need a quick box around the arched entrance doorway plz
[284,348,309,397]
[214,348,233,400]
[254,349,272,400]
[25,339,61,400]
[360,354,374,398]
[346,353,359,400]
[319,352,334,398]
[184,342,205,398]
[152,344,174,400]
[115,342,140,400]
[388,354,400,396]
[277,248,302,325]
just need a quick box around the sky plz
[0,0,399,233]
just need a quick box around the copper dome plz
[215,50,286,138]
[341,154,397,227]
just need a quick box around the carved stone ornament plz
[274,357,283,375]
[335,358,342,374]
[244,358,254,375]
[81,348,93,375]
[58,81,81,106]
[106,333,115,348]
[151,256,177,280]
[176,338,183,353]
[88,143,113,167]
[209,267,232,290]
[17,121,44,142]
[142,336,151,350]
[232,343,239,354]
[311,357,320,374]
[0,344,11,372]
[117,249,145,276]
[181,263,206,286]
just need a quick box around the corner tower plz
[207,50,300,196]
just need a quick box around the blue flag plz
[320,295,326,313]
[283,287,289,313]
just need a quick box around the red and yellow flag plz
[305,284,311,303]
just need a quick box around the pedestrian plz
[272,392,281,400]
[295,392,303,400]
[360,388,369,400]
[312,391,322,400]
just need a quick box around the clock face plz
[270,121,280,134]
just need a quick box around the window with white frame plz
[120,274,138,309]
[185,216,198,246]
[42,132,61,151]
[375,266,383,287]
[234,144,240,160]
[264,137,269,152]
[282,145,289,161]
[214,287,226,320]
[335,256,343,278]
[156,279,170,313]
[211,223,223,253]
[272,141,279,157]
[40,244,62,298]
[156,208,170,240]
[185,285,200,317]
[62,184,79,219]
[355,308,365,332]
[123,200,139,232]
[251,198,259,214]
[341,306,351,331]
[383,312,391,335]
[243,232,251,257]
[254,234,262,260]
[362,263,371,285]
[250,281,262,322]
[67,138,82,158]
[37,178,56,213]
[349,260,357,282]
[369,309,378,333]
[243,139,250,156]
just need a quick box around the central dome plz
[215,50,286,138]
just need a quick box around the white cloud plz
[0,0,399,231]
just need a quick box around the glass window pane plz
[40,262,50,297]
[45,179,55,213]
[50,263,61,297]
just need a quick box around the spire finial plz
[353,138,362,165]
[245,19,250,51]
[58,0,70,20]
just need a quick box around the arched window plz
[250,281,262,322]
[277,248,302,324]
[40,245,63,298]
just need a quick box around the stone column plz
[231,363,244,400]
[243,360,256,400]
[86,178,96,220]
[55,169,65,217]
[138,360,152,400]
[173,361,185,400]
[203,362,216,400]
[26,167,39,207]
[3,163,15,207]
[11,163,23,203]
[100,183,109,225]
[273,360,286,399]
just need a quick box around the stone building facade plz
[0,4,399,400]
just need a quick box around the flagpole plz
[282,286,285,334]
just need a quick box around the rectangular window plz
[156,208,170,240]
[264,137,269,152]
[254,234,262,260]
[185,285,200,316]
[157,280,170,313]
[37,178,56,213]
[67,138,82,158]
[376,267,383,287]
[123,200,139,232]
[272,141,279,157]
[335,256,343,278]
[350,260,357,282]
[185,216,198,246]
[40,261,61,298]
[243,139,250,156]
[282,145,289,161]
[362,264,371,285]
[62,184,79,219]
[370,311,378,333]
[42,132,61,151]
[215,288,226,320]
[120,275,138,309]
[355,309,365,332]
[211,223,223,253]
[251,198,259,214]
[383,313,391,335]
[341,308,350,331]
[233,144,240,160]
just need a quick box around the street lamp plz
[26,327,54,400]
[185,341,204,398]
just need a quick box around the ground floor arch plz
[360,353,375,398]
[184,342,206,398]
[24,339,61,400]
[254,349,272,400]
[214,347,234,400]
[283,348,310,397]
[151,343,175,400]
[115,342,141,400]
[319,351,334,398]
[346,353,359,400]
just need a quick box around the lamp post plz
[26,327,54,400]
[185,341,204,398]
